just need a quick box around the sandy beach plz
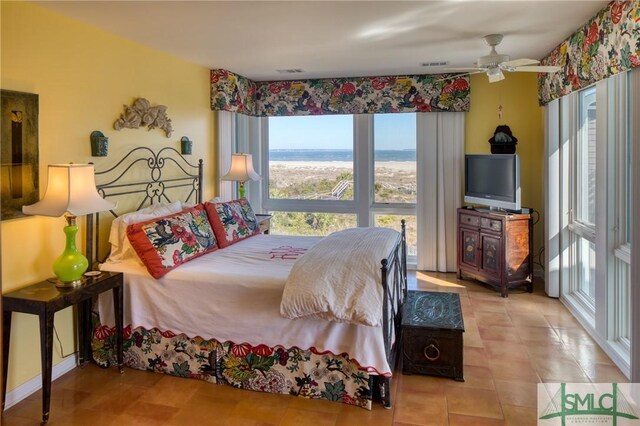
[270,160,416,172]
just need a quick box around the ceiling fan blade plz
[488,69,505,83]
[512,65,562,73]
[434,70,484,83]
[501,58,539,68]
[442,67,485,72]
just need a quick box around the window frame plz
[259,114,418,264]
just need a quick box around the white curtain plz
[544,99,561,297]
[417,112,465,272]
[217,111,236,201]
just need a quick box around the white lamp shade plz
[221,153,260,182]
[23,164,116,217]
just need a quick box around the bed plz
[88,147,407,410]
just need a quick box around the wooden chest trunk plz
[401,291,465,381]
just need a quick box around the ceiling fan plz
[443,34,561,83]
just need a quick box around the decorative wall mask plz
[114,98,173,137]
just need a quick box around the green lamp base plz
[238,182,246,199]
[52,215,89,288]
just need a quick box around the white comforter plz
[280,228,401,326]
[98,234,393,375]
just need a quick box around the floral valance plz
[211,69,470,116]
[538,0,640,105]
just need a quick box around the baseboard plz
[3,355,78,411]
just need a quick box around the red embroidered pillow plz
[127,205,218,278]
[204,198,260,248]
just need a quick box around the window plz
[555,72,634,375]
[568,87,597,309]
[373,114,416,204]
[270,212,357,236]
[577,88,597,226]
[268,115,354,201]
[261,113,418,263]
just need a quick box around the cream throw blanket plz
[280,227,401,326]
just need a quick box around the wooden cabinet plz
[457,208,533,297]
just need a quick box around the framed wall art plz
[1,90,39,220]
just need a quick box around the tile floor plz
[1,272,628,425]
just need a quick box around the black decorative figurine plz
[488,125,517,154]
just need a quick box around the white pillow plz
[108,201,184,263]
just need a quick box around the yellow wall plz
[465,73,545,264]
[1,2,216,392]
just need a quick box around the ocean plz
[269,149,416,161]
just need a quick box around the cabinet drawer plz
[480,218,502,232]
[459,214,479,227]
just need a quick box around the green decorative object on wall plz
[180,136,192,155]
[90,130,108,157]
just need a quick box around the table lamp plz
[221,153,260,198]
[23,164,116,287]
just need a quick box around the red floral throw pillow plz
[127,205,218,278]
[204,198,260,249]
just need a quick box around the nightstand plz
[1,271,124,424]
[256,214,272,234]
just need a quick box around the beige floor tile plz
[279,407,339,426]
[494,380,538,408]
[544,313,581,328]
[444,365,494,390]
[579,362,629,383]
[508,313,551,328]
[478,325,521,343]
[516,326,560,343]
[469,299,508,313]
[462,346,489,367]
[448,414,505,425]
[445,387,503,419]
[567,342,615,365]
[531,357,590,383]
[483,342,531,362]
[488,360,540,383]
[394,391,448,425]
[474,311,514,327]
[501,404,537,426]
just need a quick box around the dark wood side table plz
[2,271,124,424]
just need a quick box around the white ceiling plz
[36,1,609,81]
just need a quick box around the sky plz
[268,113,416,150]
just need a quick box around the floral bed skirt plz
[92,315,375,409]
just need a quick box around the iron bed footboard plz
[378,219,408,408]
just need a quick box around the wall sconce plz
[180,136,193,155]
[90,131,109,157]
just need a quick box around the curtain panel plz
[211,69,470,117]
[538,0,640,105]
[417,112,465,272]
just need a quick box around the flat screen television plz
[464,154,521,211]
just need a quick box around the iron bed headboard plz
[86,146,203,267]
